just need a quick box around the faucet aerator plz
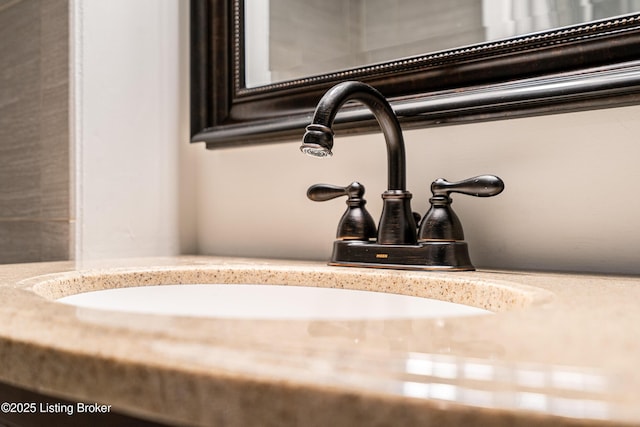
[301,145,333,157]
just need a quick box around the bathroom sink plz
[57,284,491,320]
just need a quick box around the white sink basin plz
[58,284,491,320]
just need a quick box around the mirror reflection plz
[244,0,640,88]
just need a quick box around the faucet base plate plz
[329,240,475,271]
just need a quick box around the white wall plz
[195,105,640,274]
[72,0,197,261]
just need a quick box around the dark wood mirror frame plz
[191,0,640,149]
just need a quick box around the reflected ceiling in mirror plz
[244,0,640,88]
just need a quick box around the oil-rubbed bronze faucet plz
[301,81,504,271]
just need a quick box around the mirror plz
[244,0,640,88]
[191,0,640,148]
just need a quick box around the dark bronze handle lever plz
[419,175,505,242]
[307,182,365,202]
[307,182,377,241]
[431,175,504,198]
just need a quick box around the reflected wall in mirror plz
[245,0,640,88]
[245,0,484,88]
[191,0,640,148]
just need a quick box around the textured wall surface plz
[0,0,71,263]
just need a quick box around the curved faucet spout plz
[302,81,417,245]
[301,81,407,191]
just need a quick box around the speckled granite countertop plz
[0,256,639,426]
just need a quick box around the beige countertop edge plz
[0,256,638,426]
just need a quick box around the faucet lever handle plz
[431,175,504,198]
[307,182,377,241]
[419,175,504,242]
[307,182,365,202]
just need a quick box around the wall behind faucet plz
[72,0,639,275]
[194,104,640,275]
[4,0,638,275]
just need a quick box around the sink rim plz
[26,264,555,314]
